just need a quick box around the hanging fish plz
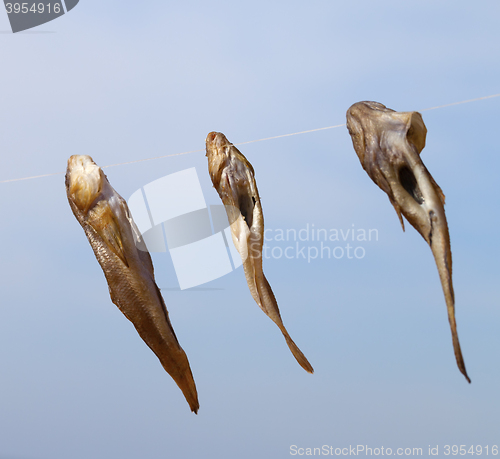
[206,132,313,374]
[346,101,470,383]
[66,155,200,412]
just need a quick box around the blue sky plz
[0,1,499,458]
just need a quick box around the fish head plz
[205,131,230,155]
[205,132,231,189]
[66,155,108,214]
[205,131,259,224]
[205,131,256,184]
[205,131,259,261]
[347,101,387,164]
[66,155,133,267]
[346,101,437,236]
[346,101,427,166]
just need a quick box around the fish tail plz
[256,273,314,374]
[430,223,471,383]
[175,367,200,414]
[283,332,314,374]
[163,352,200,414]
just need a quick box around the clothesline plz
[1,93,499,184]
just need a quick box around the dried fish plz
[66,155,200,412]
[206,132,313,374]
[346,101,470,383]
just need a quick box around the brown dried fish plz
[346,101,470,383]
[206,132,313,374]
[66,155,200,412]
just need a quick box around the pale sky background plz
[0,1,499,458]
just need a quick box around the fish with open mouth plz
[206,132,314,374]
[66,155,200,412]
[346,101,470,383]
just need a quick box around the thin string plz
[2,93,499,184]
[419,93,500,112]
[233,123,347,147]
[102,148,204,169]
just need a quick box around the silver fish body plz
[206,132,313,374]
[346,101,470,383]
[66,155,200,412]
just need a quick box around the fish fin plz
[388,196,405,231]
[90,202,129,267]
[372,162,406,232]
[124,205,156,277]
[229,212,251,263]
